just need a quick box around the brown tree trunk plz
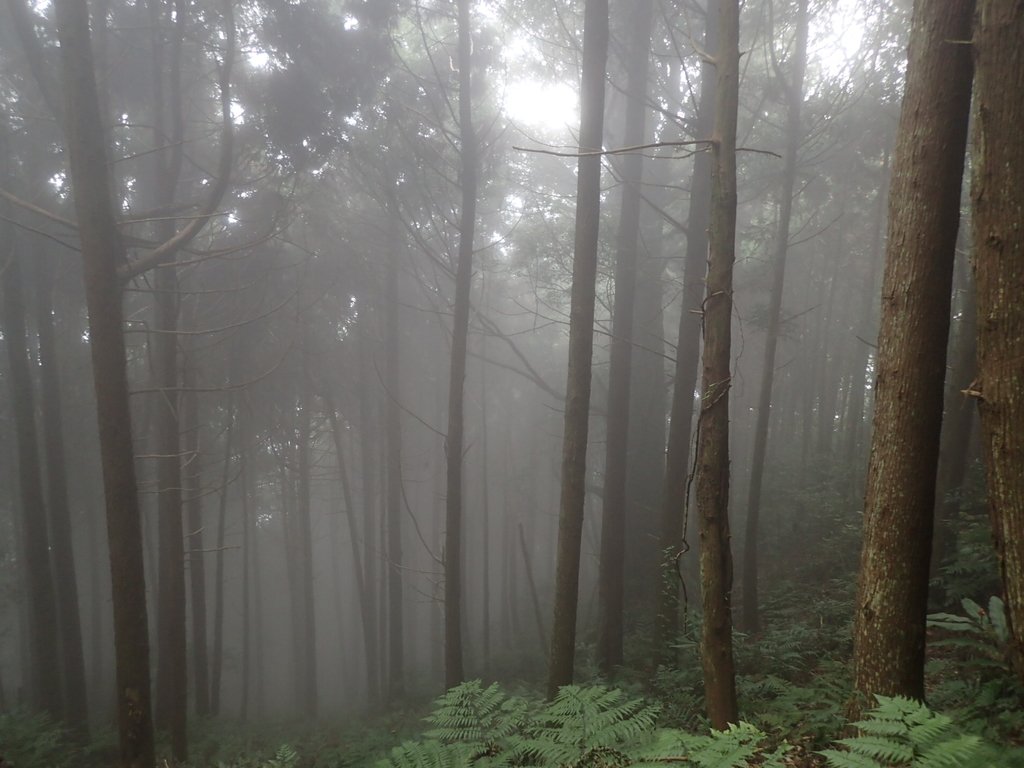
[971,0,1024,686]
[444,0,478,690]
[655,0,717,665]
[740,0,809,635]
[31,250,89,730]
[696,0,740,729]
[597,0,653,676]
[851,0,974,712]
[1,247,63,719]
[53,1,155,762]
[546,0,609,699]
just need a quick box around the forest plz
[0,0,1022,766]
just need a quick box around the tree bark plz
[655,0,717,666]
[696,0,740,730]
[740,0,809,635]
[546,0,609,699]
[851,0,974,711]
[971,0,1024,686]
[53,1,155,762]
[210,401,234,715]
[597,0,654,676]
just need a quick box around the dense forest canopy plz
[0,0,1022,766]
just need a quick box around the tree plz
[546,0,610,698]
[656,0,718,666]
[740,0,809,634]
[851,0,974,709]
[1,244,62,719]
[444,0,478,690]
[597,0,654,676]
[971,0,1024,686]
[696,0,740,729]
[52,0,155,762]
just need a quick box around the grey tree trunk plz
[545,0,609,699]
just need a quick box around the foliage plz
[926,597,1024,741]
[376,680,790,768]
[0,709,78,768]
[819,695,1021,768]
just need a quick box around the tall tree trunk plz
[655,0,717,665]
[31,249,89,729]
[971,0,1024,686]
[696,0,740,729]
[444,0,478,690]
[324,399,377,704]
[210,401,234,715]
[851,0,973,712]
[740,0,809,634]
[1,247,63,718]
[53,1,155,762]
[479,335,491,674]
[546,0,609,699]
[238,429,251,722]
[597,0,654,676]
[384,220,405,700]
[181,365,209,718]
[296,380,318,716]
[357,329,381,705]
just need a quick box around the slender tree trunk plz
[296,380,318,717]
[357,330,381,705]
[851,0,974,712]
[546,0,609,699]
[210,402,234,715]
[740,0,808,634]
[597,0,654,676]
[1,247,63,718]
[655,0,717,665]
[324,399,377,704]
[238,433,251,722]
[444,0,478,690]
[971,0,1024,686]
[696,0,740,729]
[181,365,209,718]
[384,220,405,700]
[30,250,89,729]
[479,337,491,674]
[53,2,155,761]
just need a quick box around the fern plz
[819,695,996,767]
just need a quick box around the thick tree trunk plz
[597,0,653,676]
[444,0,478,690]
[740,0,808,635]
[1,248,63,719]
[696,0,740,730]
[655,0,717,665]
[971,0,1024,686]
[357,330,381,705]
[53,2,155,762]
[546,0,609,699]
[851,0,973,711]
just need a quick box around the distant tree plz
[695,0,740,729]
[597,0,654,677]
[971,0,1024,686]
[740,0,810,635]
[444,0,479,690]
[547,0,609,698]
[851,0,974,711]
